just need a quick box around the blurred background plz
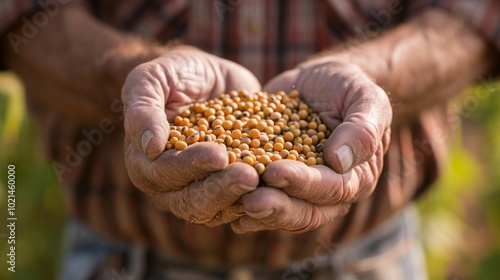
[0,71,499,279]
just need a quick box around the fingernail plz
[336,145,353,173]
[141,130,154,154]
[232,183,257,193]
[244,209,274,219]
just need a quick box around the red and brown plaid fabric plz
[2,0,499,269]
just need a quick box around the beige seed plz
[175,141,188,150]
[255,163,266,175]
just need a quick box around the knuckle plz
[327,176,357,204]
[292,207,323,233]
[160,192,211,224]
[356,169,378,201]
[341,178,359,202]
[328,186,345,204]
[360,120,379,156]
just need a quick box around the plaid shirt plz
[2,0,500,269]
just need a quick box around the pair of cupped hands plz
[122,46,392,234]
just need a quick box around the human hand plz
[122,46,261,226]
[231,57,392,233]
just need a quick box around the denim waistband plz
[59,204,426,280]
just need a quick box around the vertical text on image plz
[6,164,17,273]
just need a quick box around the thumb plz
[122,64,170,160]
[322,85,392,173]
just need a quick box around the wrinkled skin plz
[122,47,262,226]
[232,58,392,233]
[123,48,392,232]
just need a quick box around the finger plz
[122,63,171,160]
[153,162,259,224]
[238,187,351,233]
[323,83,392,173]
[124,140,229,193]
[262,160,360,205]
[349,140,386,201]
[230,218,278,234]
[262,69,300,93]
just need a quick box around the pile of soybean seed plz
[166,90,331,175]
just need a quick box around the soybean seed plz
[165,90,332,175]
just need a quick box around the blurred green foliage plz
[418,79,500,279]
[0,72,499,279]
[0,73,65,280]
